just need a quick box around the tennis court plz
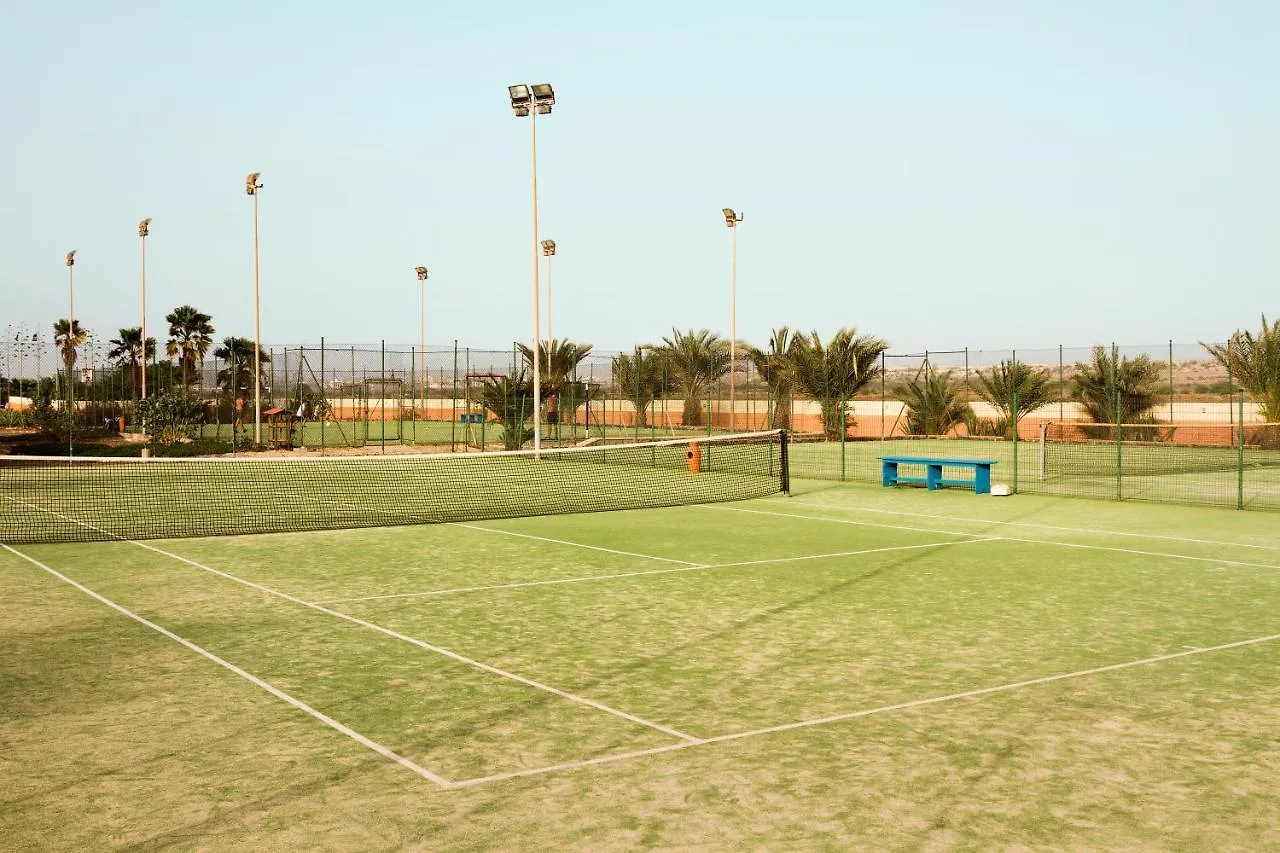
[5,460,1280,849]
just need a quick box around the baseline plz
[450,629,1280,788]
[0,543,452,789]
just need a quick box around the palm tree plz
[53,319,88,397]
[517,338,593,428]
[743,326,797,430]
[165,305,215,390]
[654,329,730,426]
[973,359,1055,439]
[899,368,971,435]
[612,349,667,428]
[107,327,156,399]
[472,372,535,450]
[1204,315,1280,423]
[788,328,889,439]
[1070,346,1163,428]
[213,337,270,424]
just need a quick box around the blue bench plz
[879,456,997,494]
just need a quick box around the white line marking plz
[707,502,1280,571]
[314,538,999,604]
[702,504,991,539]
[450,630,1280,788]
[8,497,698,744]
[127,540,701,743]
[786,498,1280,552]
[0,543,452,789]
[451,522,705,566]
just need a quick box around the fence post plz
[1012,388,1019,494]
[1238,391,1245,510]
[319,338,326,455]
[1168,339,1175,423]
[1115,388,1123,501]
[451,340,458,452]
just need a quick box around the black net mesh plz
[0,430,789,544]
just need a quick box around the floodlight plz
[138,218,151,237]
[541,239,556,256]
[530,83,555,103]
[415,266,429,280]
[508,84,532,115]
[65,250,76,267]
[245,171,262,195]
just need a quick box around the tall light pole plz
[541,239,556,344]
[66,250,76,452]
[508,82,555,457]
[246,172,263,446]
[414,266,429,410]
[722,208,744,432]
[138,219,151,403]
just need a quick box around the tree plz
[165,305,215,390]
[107,327,157,399]
[898,368,971,436]
[973,359,1055,439]
[213,337,271,430]
[612,349,667,428]
[743,327,797,430]
[472,372,535,450]
[1204,315,1280,423]
[788,328,889,439]
[53,318,88,397]
[654,329,730,426]
[1070,346,1163,427]
[516,338,593,428]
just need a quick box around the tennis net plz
[0,429,789,544]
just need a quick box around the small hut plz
[263,406,296,450]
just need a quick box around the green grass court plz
[4,480,1280,849]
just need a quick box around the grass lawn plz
[3,481,1280,849]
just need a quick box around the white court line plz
[701,504,992,539]
[6,497,698,744]
[707,503,1280,571]
[314,538,999,605]
[450,522,705,567]
[785,498,1280,552]
[0,543,452,789]
[450,630,1280,788]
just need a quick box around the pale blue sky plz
[1,1,1276,354]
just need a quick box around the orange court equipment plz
[686,442,702,473]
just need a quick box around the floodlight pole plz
[530,105,542,457]
[542,239,557,346]
[66,250,76,456]
[247,173,263,447]
[724,209,744,432]
[415,266,429,413]
[139,219,150,404]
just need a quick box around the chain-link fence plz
[4,332,1277,512]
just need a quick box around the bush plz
[137,392,205,446]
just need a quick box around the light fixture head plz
[138,218,152,237]
[508,84,532,116]
[65,250,76,267]
[530,83,555,105]
[245,172,262,195]
[415,266,429,281]
[541,239,556,256]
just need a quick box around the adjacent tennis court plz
[4,470,1280,849]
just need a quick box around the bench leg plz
[927,463,942,490]
[881,461,897,487]
[975,465,991,494]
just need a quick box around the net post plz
[780,428,791,495]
